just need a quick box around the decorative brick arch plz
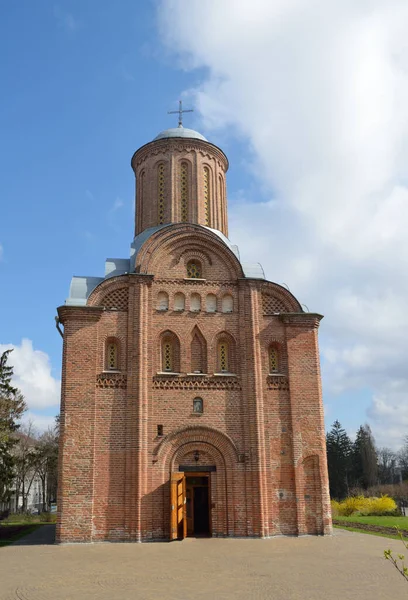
[154,424,239,467]
[155,425,240,537]
[87,276,129,308]
[135,224,244,280]
[261,281,302,313]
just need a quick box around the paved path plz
[0,529,406,599]
[12,524,55,546]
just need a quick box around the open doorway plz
[186,475,211,537]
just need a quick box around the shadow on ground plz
[11,524,55,546]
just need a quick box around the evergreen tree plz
[326,420,352,499]
[0,349,26,504]
[352,424,378,489]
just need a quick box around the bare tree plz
[13,422,38,512]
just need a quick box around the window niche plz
[215,333,236,374]
[269,346,279,374]
[174,292,185,311]
[205,293,217,313]
[190,293,201,312]
[106,339,119,371]
[160,332,180,373]
[157,291,169,311]
[193,397,204,414]
[222,294,233,313]
[187,260,202,279]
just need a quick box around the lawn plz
[335,515,408,528]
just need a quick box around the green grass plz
[334,515,408,528]
[333,525,404,541]
[0,523,43,547]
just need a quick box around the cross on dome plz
[168,100,193,128]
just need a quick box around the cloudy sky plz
[1,1,407,447]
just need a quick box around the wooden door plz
[170,472,186,540]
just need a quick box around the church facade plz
[56,123,332,542]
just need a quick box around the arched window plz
[205,293,217,313]
[190,293,201,312]
[157,163,165,224]
[218,341,229,372]
[174,292,185,311]
[187,260,202,279]
[193,397,204,414]
[269,346,279,373]
[221,294,233,313]
[180,162,189,221]
[157,291,169,311]
[106,339,119,371]
[160,331,180,373]
[203,166,211,226]
[216,332,236,374]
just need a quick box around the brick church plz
[56,113,332,542]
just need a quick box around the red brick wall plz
[57,141,331,542]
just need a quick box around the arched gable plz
[261,281,302,314]
[135,224,244,281]
[87,276,129,309]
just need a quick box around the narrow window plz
[187,260,201,279]
[106,341,118,370]
[193,397,203,414]
[180,162,188,221]
[174,292,185,311]
[157,291,169,311]
[158,163,165,224]
[157,424,163,436]
[269,347,279,373]
[203,167,210,226]
[221,294,233,313]
[219,341,229,372]
[205,293,217,313]
[163,340,173,372]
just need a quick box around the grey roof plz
[153,126,207,142]
[65,224,265,306]
[67,276,104,306]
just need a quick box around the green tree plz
[0,349,26,505]
[352,424,378,489]
[326,420,352,499]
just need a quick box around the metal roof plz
[153,126,207,142]
[65,225,265,305]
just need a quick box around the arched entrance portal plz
[155,425,239,540]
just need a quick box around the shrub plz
[333,494,397,516]
[4,512,36,524]
[367,495,397,516]
[331,500,340,516]
[39,512,57,523]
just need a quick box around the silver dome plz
[153,126,207,142]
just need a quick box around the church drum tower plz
[56,118,332,542]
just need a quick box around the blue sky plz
[1,1,407,448]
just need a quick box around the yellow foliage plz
[333,494,397,516]
[331,500,340,516]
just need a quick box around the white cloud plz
[158,0,408,446]
[53,6,81,32]
[0,339,60,410]
[22,412,58,435]
[110,197,124,212]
